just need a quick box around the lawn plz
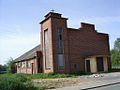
[0,69,120,90]
[0,72,86,90]
[1,71,89,79]
[112,65,120,68]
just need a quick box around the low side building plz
[15,45,43,74]
[15,12,111,74]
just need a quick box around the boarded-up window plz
[44,29,50,68]
[18,62,22,68]
[58,54,64,67]
[56,28,64,67]
[21,62,26,68]
[56,28,64,54]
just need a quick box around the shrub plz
[0,76,39,90]
[14,74,30,82]
[6,57,16,73]
[25,82,39,90]
[0,76,27,90]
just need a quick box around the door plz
[96,57,104,72]
[86,60,91,72]
[31,63,34,74]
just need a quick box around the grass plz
[110,68,120,72]
[28,73,77,79]
[0,75,39,90]
[0,71,92,80]
[0,70,120,90]
[0,72,88,90]
[0,73,48,90]
[112,65,120,68]
[110,65,120,72]
[0,72,83,80]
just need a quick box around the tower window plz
[56,28,64,54]
[56,28,64,68]
[59,34,62,40]
[74,64,77,69]
[44,29,50,69]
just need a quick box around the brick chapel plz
[15,12,111,74]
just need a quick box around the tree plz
[6,57,16,73]
[111,38,120,65]
[114,38,120,51]
[0,64,7,73]
[0,65,3,72]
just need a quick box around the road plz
[49,72,120,90]
[92,84,120,90]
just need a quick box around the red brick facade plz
[15,12,111,74]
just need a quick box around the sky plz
[0,0,120,65]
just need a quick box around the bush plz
[0,76,39,90]
[6,57,16,73]
[14,74,30,82]
[25,82,39,90]
[0,76,26,90]
[0,73,30,82]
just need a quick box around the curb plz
[81,81,120,90]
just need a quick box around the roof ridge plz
[14,44,41,62]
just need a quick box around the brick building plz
[15,12,111,74]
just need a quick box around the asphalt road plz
[92,84,120,90]
[50,72,120,90]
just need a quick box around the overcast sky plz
[0,0,120,65]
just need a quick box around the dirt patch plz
[32,78,84,89]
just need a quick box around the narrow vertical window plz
[44,29,50,68]
[56,28,64,68]
[57,28,63,54]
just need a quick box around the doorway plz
[31,63,34,74]
[96,57,104,72]
[86,60,91,72]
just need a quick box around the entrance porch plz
[85,55,109,73]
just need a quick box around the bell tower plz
[40,12,70,73]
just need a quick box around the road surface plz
[92,84,120,90]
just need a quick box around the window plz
[58,54,64,67]
[74,64,77,69]
[56,28,65,68]
[21,62,26,68]
[28,62,31,68]
[44,29,51,68]
[17,62,22,68]
[59,34,62,40]
[56,28,64,54]
[26,61,29,68]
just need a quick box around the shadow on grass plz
[109,68,120,72]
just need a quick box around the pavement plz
[48,72,120,90]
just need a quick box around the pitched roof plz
[14,45,41,62]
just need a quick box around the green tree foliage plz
[7,57,16,73]
[111,38,120,65]
[114,38,120,51]
[0,64,7,73]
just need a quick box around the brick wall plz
[67,23,110,73]
[16,59,36,74]
[40,12,111,73]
